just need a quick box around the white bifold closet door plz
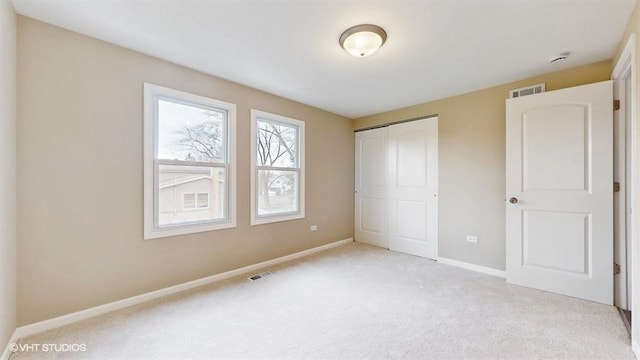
[355,127,388,248]
[355,117,438,260]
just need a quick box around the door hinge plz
[614,99,621,111]
[614,263,621,275]
[614,182,621,193]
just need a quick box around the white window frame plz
[250,109,305,225]
[144,83,236,239]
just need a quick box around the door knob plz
[509,197,518,204]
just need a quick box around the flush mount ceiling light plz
[339,24,387,58]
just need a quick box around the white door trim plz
[612,33,637,351]
[613,77,629,309]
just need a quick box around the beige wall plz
[613,0,639,351]
[0,0,17,348]
[17,17,354,326]
[354,61,612,271]
[614,2,638,65]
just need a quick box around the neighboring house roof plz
[159,176,212,190]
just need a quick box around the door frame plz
[612,33,637,332]
[613,59,632,310]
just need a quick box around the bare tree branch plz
[173,111,223,162]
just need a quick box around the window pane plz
[257,169,298,216]
[256,119,297,168]
[183,193,196,209]
[158,164,226,226]
[197,193,209,208]
[158,99,226,163]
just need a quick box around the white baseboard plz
[11,238,353,341]
[437,256,506,278]
[1,330,19,360]
[632,339,640,359]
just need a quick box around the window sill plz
[250,213,304,226]
[144,220,236,240]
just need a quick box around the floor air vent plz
[509,83,545,98]
[248,271,273,281]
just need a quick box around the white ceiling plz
[11,0,636,119]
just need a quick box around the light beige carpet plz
[11,242,634,359]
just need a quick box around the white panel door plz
[506,81,613,304]
[355,127,388,248]
[388,118,438,259]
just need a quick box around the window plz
[182,192,209,210]
[183,193,196,209]
[250,110,305,225]
[144,83,236,239]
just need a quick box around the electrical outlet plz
[466,235,479,243]
[310,225,318,231]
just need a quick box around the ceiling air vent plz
[509,83,545,98]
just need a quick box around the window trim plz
[144,83,236,239]
[250,109,305,226]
